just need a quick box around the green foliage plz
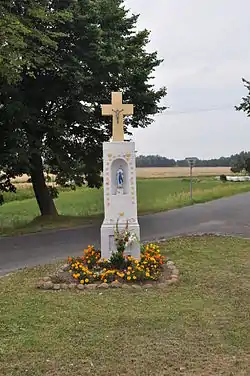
[0,0,166,215]
[236,78,250,116]
[136,152,250,169]
[220,174,227,182]
[0,1,71,83]
[230,151,250,174]
[233,78,250,174]
[109,250,127,270]
[136,155,176,167]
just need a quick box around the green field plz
[1,178,250,235]
[1,236,250,375]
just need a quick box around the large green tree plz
[234,78,250,174]
[0,0,166,216]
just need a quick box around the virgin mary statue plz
[116,166,124,189]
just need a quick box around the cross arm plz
[123,103,134,116]
[101,104,113,116]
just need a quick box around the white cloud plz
[125,0,250,158]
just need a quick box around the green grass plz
[1,236,250,375]
[1,178,250,235]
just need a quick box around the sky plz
[125,0,250,159]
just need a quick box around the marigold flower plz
[127,276,131,281]
[104,279,108,283]
[80,280,84,284]
[85,278,89,283]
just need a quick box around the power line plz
[156,105,235,116]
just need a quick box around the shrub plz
[220,174,227,182]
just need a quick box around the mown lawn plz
[1,178,250,235]
[0,236,250,375]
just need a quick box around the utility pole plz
[185,157,198,201]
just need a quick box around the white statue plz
[116,167,124,189]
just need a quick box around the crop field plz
[136,166,231,178]
[12,167,231,186]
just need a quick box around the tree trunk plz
[30,152,58,216]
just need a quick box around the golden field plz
[11,167,231,186]
[136,166,231,178]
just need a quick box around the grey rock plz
[110,281,122,288]
[171,275,179,280]
[98,283,109,289]
[60,283,68,290]
[51,271,75,284]
[85,284,97,290]
[77,284,85,290]
[43,277,51,282]
[167,261,175,267]
[36,280,45,289]
[61,264,71,272]
[42,281,54,290]
[53,284,61,290]
[68,283,77,290]
[172,268,179,276]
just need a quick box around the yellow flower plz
[127,276,131,281]
[80,280,84,284]
[85,278,89,283]
[133,276,137,280]
[146,272,150,277]
[127,271,131,276]
[104,279,108,283]
[128,266,132,271]
[87,260,91,264]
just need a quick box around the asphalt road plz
[1,192,250,276]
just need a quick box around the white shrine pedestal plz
[101,141,140,260]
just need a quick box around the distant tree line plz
[136,152,250,171]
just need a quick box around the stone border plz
[36,261,180,291]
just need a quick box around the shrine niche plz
[111,158,129,196]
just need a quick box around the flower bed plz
[68,243,166,285]
[37,222,180,291]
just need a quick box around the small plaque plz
[109,235,116,253]
[185,157,198,167]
